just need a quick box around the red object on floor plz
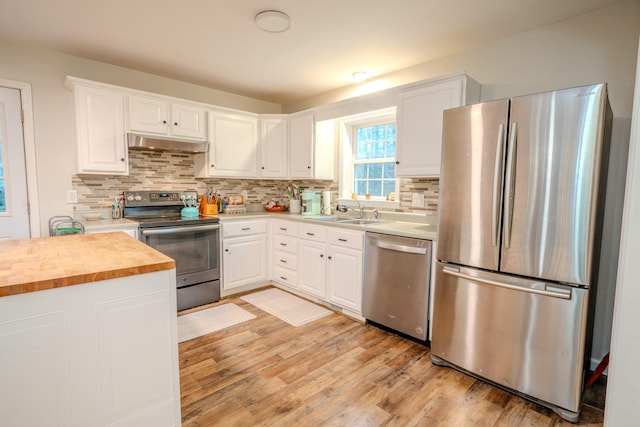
[585,352,610,389]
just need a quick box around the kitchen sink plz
[310,216,382,225]
[310,216,343,221]
[336,218,381,225]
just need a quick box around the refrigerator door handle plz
[491,123,506,247]
[442,266,572,299]
[503,122,518,249]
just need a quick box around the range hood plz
[127,133,208,154]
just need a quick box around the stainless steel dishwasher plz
[363,232,432,341]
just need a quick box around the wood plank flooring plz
[179,290,605,426]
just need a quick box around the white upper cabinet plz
[259,116,288,178]
[128,95,207,140]
[70,81,128,175]
[395,74,479,177]
[289,112,314,178]
[195,110,258,178]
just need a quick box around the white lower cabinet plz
[271,219,299,288]
[298,239,327,297]
[326,232,363,313]
[0,270,180,427]
[296,222,364,314]
[222,219,267,292]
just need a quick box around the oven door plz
[140,224,220,287]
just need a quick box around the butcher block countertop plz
[0,232,175,297]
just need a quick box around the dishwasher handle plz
[370,239,428,255]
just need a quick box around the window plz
[353,122,396,198]
[339,107,398,203]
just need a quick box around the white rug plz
[177,303,256,343]
[241,288,332,327]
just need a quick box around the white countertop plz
[217,211,438,240]
[79,210,438,240]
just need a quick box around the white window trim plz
[338,107,399,208]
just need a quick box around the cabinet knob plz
[307,166,311,169]
[320,254,324,258]
[174,122,178,126]
[395,161,400,164]
[261,166,265,170]
[225,249,229,252]
[211,164,215,168]
[120,158,125,162]
[162,120,167,124]
[328,256,333,260]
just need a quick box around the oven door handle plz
[141,224,220,236]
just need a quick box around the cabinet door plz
[128,95,169,135]
[298,240,326,297]
[327,245,363,313]
[395,79,464,177]
[259,117,288,178]
[75,85,128,175]
[223,235,267,290]
[170,103,206,140]
[208,112,258,177]
[289,113,314,178]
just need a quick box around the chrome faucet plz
[335,201,365,219]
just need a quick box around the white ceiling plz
[0,0,626,105]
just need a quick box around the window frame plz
[338,107,400,207]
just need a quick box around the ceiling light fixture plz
[255,10,291,33]
[352,71,368,82]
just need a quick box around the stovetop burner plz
[123,190,220,228]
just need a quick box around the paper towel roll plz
[322,191,332,215]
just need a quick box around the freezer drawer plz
[431,262,589,415]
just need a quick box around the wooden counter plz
[0,232,175,297]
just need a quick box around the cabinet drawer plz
[273,265,297,287]
[298,223,327,242]
[273,235,298,253]
[272,219,298,237]
[328,228,364,250]
[274,250,297,270]
[222,219,267,237]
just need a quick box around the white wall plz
[605,36,640,425]
[285,1,639,117]
[0,41,281,236]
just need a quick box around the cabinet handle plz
[242,227,251,231]
[338,238,347,242]
[280,242,287,246]
[279,227,288,231]
[280,276,288,281]
[280,259,287,263]
[306,232,315,236]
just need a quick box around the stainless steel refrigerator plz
[432,83,612,422]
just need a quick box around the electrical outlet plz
[66,190,78,204]
[411,193,425,208]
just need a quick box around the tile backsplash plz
[72,150,439,215]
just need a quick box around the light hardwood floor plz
[179,290,605,426]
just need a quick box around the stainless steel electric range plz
[123,190,220,311]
